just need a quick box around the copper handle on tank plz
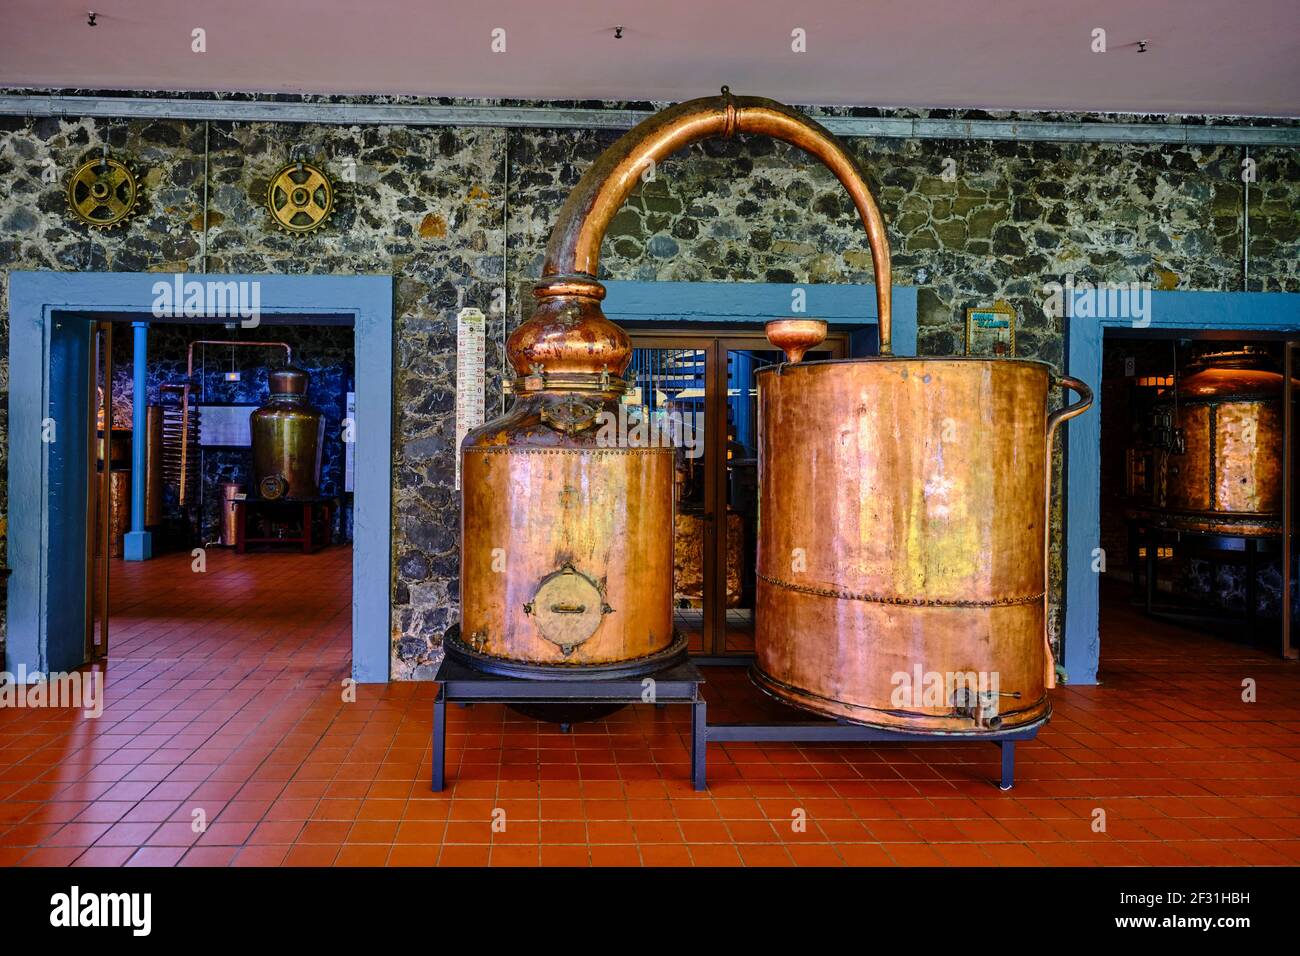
[1046,375,1094,441]
[533,90,893,354]
[1041,375,1094,690]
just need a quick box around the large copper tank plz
[755,358,1090,732]
[250,368,323,500]
[1147,347,1292,536]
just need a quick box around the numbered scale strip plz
[455,307,487,491]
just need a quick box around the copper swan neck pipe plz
[518,91,893,375]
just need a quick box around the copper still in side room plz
[1143,346,1294,537]
[250,368,323,500]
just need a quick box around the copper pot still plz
[453,89,898,679]
[250,368,323,500]
[1145,346,1293,536]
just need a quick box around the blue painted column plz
[123,320,152,561]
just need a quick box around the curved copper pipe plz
[516,91,893,377]
[542,92,892,351]
[186,339,292,378]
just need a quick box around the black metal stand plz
[699,715,1040,791]
[432,653,1038,792]
[690,656,1037,790]
[1127,515,1284,643]
[431,655,706,792]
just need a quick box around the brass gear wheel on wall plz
[266,161,334,235]
[66,156,141,229]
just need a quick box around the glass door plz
[628,330,847,658]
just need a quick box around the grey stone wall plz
[1,95,1297,677]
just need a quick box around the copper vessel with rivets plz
[1143,347,1293,537]
[755,355,1091,732]
[705,93,1091,733]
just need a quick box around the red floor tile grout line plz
[2,562,1299,866]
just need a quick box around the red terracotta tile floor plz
[3,558,1299,867]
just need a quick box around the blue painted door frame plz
[6,272,394,682]
[1064,290,1300,684]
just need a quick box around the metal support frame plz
[432,653,1036,792]
[2,94,1299,146]
[430,656,706,792]
[701,715,1037,792]
[691,655,1033,788]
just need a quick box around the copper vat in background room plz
[95,425,132,557]
[1145,346,1294,537]
[144,404,164,527]
[96,469,131,558]
[97,425,131,468]
[250,368,323,500]
[219,481,245,546]
[755,357,1091,732]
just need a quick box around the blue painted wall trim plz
[603,280,919,356]
[1064,290,1300,685]
[6,271,394,682]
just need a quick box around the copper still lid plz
[1160,345,1292,402]
[268,367,310,396]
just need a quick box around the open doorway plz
[7,271,394,684]
[1097,328,1298,659]
[626,328,849,659]
[87,318,356,674]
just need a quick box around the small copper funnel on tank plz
[765,319,827,364]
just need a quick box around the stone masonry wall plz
[1,95,1297,676]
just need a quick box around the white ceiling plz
[2,0,1298,117]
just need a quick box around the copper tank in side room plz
[755,356,1090,733]
[250,368,323,500]
[1146,347,1293,537]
